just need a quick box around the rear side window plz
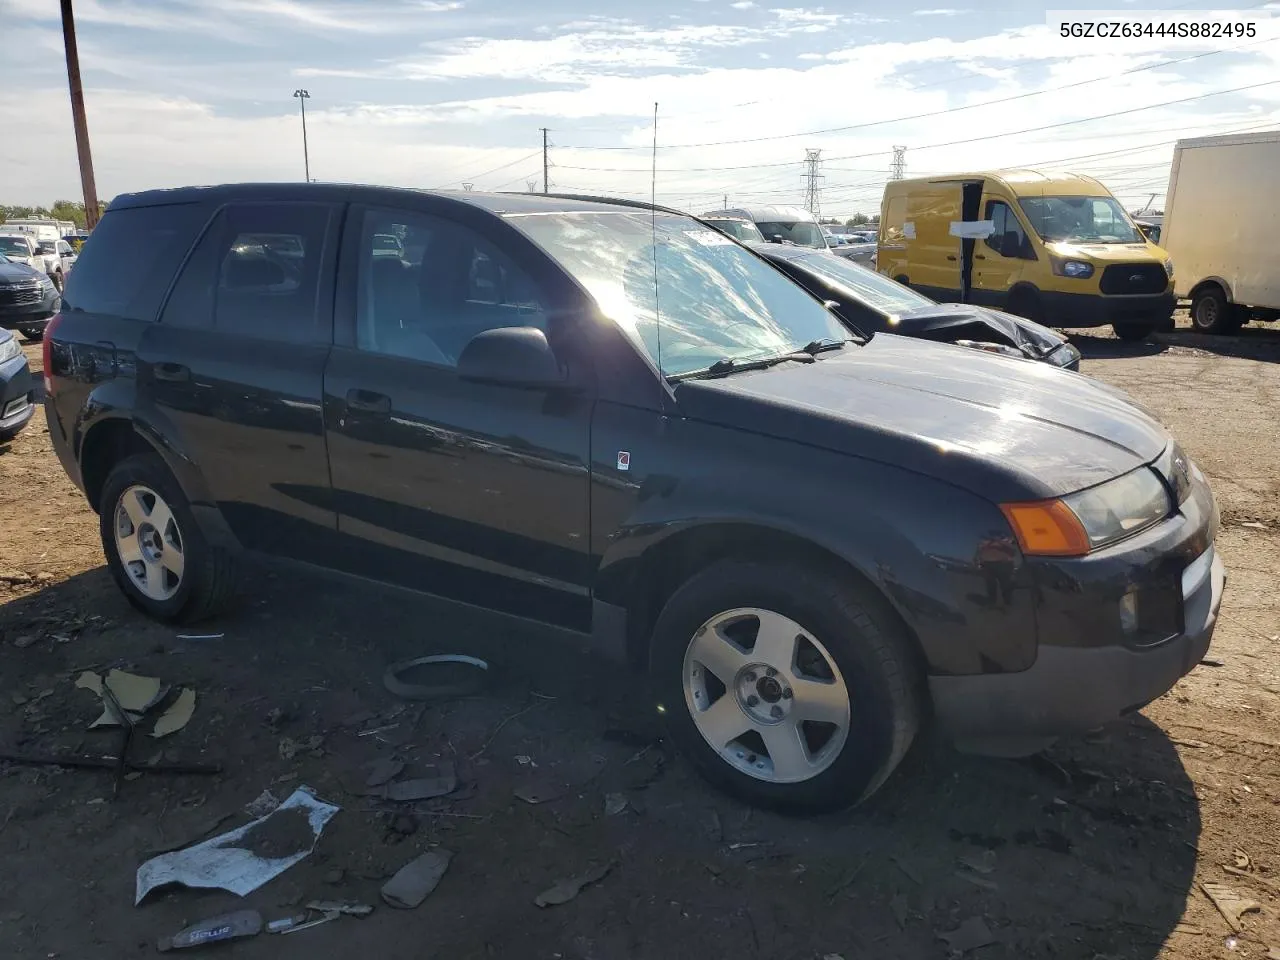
[160,202,332,343]
[60,203,207,321]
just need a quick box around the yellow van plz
[877,170,1174,341]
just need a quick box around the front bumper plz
[1039,290,1175,329]
[0,352,35,439]
[0,288,59,329]
[930,470,1224,756]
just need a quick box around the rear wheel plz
[650,560,920,814]
[1113,323,1156,342]
[1190,285,1242,334]
[99,453,237,622]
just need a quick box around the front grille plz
[1099,263,1168,295]
[0,283,43,307]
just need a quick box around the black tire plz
[17,326,43,342]
[1113,323,1155,342]
[1004,288,1044,324]
[1190,285,1242,334]
[99,453,237,623]
[51,271,63,293]
[649,559,921,814]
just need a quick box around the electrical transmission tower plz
[527,180,539,193]
[891,145,907,181]
[803,148,824,217]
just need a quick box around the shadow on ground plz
[1,566,1200,959]
[1069,323,1280,365]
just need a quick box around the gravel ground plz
[2,317,1279,959]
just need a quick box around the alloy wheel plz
[114,484,185,601]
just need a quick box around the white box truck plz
[1162,130,1280,334]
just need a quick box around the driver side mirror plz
[456,326,569,389]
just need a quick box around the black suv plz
[45,184,1224,812]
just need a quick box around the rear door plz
[322,199,596,629]
[138,199,342,561]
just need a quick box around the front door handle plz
[154,362,190,382]
[345,388,391,414]
[946,255,957,261]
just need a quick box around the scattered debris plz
[1267,947,1280,959]
[1223,865,1280,893]
[276,910,340,935]
[77,669,166,728]
[156,909,263,952]
[365,759,405,788]
[514,779,561,805]
[267,915,307,934]
[381,849,454,909]
[1201,880,1261,933]
[324,868,345,885]
[1201,658,1226,668]
[305,900,373,917]
[279,735,324,761]
[1172,738,1210,749]
[176,633,224,641]
[534,861,615,908]
[381,764,457,802]
[956,871,998,892]
[383,654,490,701]
[152,689,197,739]
[389,814,418,837]
[958,850,996,875]
[1234,849,1252,870]
[514,755,536,766]
[11,634,38,650]
[938,916,996,953]
[604,793,629,816]
[135,788,340,904]
[1172,923,1207,936]
[244,789,282,819]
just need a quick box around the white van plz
[698,204,830,251]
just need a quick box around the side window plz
[57,241,73,255]
[985,200,1028,259]
[60,203,208,321]
[159,203,331,342]
[354,207,547,367]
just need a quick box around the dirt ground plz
[2,317,1280,960]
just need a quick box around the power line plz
[557,36,1278,151]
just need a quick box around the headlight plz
[1051,258,1094,279]
[1001,467,1171,557]
[1163,258,1174,278]
[0,336,20,364]
[39,274,54,288]
[1157,441,1198,505]
[1052,342,1081,368]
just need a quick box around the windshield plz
[508,211,849,378]
[1017,195,1143,244]
[705,219,765,244]
[791,252,936,315]
[0,237,31,256]
[755,220,827,250]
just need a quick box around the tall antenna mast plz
[803,148,823,217]
[891,145,907,181]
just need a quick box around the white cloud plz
[731,1,756,7]
[913,8,969,15]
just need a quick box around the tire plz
[99,453,237,623]
[649,559,921,814]
[1190,286,1242,334]
[1004,288,1044,324]
[1113,323,1155,342]
[18,326,43,342]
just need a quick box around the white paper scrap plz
[135,787,339,905]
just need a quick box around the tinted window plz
[789,252,935,314]
[985,201,1029,258]
[755,220,827,249]
[510,211,849,378]
[1018,195,1141,244]
[354,207,547,367]
[0,237,31,257]
[159,203,331,342]
[61,203,207,321]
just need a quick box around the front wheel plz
[1113,323,1156,342]
[649,560,921,814]
[99,453,237,623]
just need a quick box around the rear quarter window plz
[61,203,208,321]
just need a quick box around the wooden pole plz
[60,0,100,229]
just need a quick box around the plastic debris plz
[1234,849,1252,869]
[1201,881,1261,933]
[938,916,996,953]
[244,789,282,819]
[156,909,263,952]
[604,793,629,816]
[383,654,489,701]
[365,759,405,787]
[152,689,197,739]
[534,862,615,908]
[279,735,324,761]
[267,915,307,934]
[176,633,224,641]
[382,763,457,802]
[135,788,340,904]
[77,669,167,728]
[381,850,453,909]
[306,900,373,917]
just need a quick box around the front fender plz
[592,414,1038,676]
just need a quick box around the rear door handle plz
[154,362,190,382]
[974,254,986,260]
[345,388,391,414]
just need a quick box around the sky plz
[2,0,1279,218]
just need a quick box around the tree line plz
[0,200,104,229]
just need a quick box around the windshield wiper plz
[799,337,848,355]
[668,350,818,382]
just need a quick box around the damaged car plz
[752,242,1081,371]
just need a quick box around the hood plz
[0,259,43,282]
[673,333,1169,502]
[896,304,1068,358]
[1045,241,1162,262]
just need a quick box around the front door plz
[971,198,1031,309]
[138,199,342,560]
[322,200,595,630]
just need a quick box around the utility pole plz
[541,128,550,194]
[60,0,100,229]
[803,148,823,218]
[891,145,907,181]
[293,89,311,181]
[723,193,728,209]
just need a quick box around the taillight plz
[42,312,63,396]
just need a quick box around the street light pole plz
[292,89,311,182]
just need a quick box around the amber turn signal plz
[1000,500,1092,557]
